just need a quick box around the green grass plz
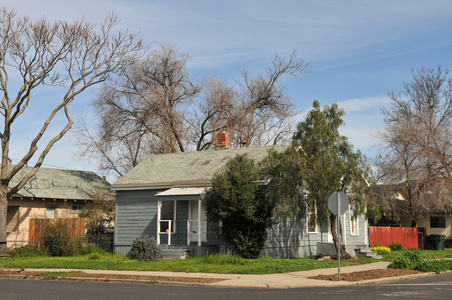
[2,250,450,275]
[0,253,376,275]
[381,250,452,262]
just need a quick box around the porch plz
[156,188,220,257]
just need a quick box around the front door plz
[189,200,207,243]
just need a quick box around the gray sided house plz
[112,146,369,258]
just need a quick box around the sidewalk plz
[0,262,434,288]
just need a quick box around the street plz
[1,272,452,300]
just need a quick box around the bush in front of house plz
[445,236,452,248]
[131,234,161,261]
[39,218,85,256]
[389,243,404,251]
[204,155,276,259]
[388,250,424,270]
[7,245,47,257]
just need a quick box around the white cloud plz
[338,96,391,113]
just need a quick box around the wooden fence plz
[368,226,421,250]
[28,217,85,248]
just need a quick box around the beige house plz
[400,215,452,237]
[6,167,109,249]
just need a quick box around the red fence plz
[369,226,420,250]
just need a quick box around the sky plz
[3,0,452,181]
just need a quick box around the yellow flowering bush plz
[371,246,391,255]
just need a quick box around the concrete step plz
[159,245,193,259]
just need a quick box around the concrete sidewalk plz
[2,261,434,289]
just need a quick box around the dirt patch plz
[310,268,424,281]
[0,270,225,284]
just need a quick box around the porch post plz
[198,199,201,247]
[157,201,161,245]
[342,213,347,245]
[187,202,191,245]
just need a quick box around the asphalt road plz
[1,272,451,300]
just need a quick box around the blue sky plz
[3,0,452,179]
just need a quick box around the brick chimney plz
[217,131,230,149]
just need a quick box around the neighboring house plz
[112,135,369,258]
[399,215,452,237]
[372,187,452,237]
[6,166,110,249]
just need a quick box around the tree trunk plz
[0,183,8,255]
[330,213,344,255]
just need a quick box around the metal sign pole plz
[337,192,340,281]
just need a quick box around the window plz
[72,204,84,212]
[430,216,446,228]
[46,207,56,219]
[349,205,359,236]
[307,205,317,233]
[7,206,20,232]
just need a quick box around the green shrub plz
[389,243,404,251]
[7,246,47,258]
[388,250,424,270]
[87,252,103,260]
[416,259,452,274]
[39,218,84,256]
[445,236,452,248]
[131,235,161,261]
[78,245,109,256]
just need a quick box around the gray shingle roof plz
[112,145,287,189]
[10,167,110,200]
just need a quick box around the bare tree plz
[230,51,308,147]
[78,48,309,177]
[189,76,236,151]
[0,8,143,255]
[375,66,452,226]
[88,45,200,155]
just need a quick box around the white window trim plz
[349,204,359,236]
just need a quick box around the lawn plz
[0,253,376,275]
[1,250,450,275]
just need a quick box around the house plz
[111,135,369,258]
[6,166,110,249]
[371,186,452,237]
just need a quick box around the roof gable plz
[112,145,287,189]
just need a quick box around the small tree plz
[79,189,115,234]
[263,101,370,253]
[204,155,275,258]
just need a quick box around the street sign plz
[328,191,349,216]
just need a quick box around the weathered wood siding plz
[343,209,367,245]
[263,219,331,258]
[263,211,368,258]
[114,189,161,256]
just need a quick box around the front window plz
[349,204,359,236]
[307,205,317,233]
